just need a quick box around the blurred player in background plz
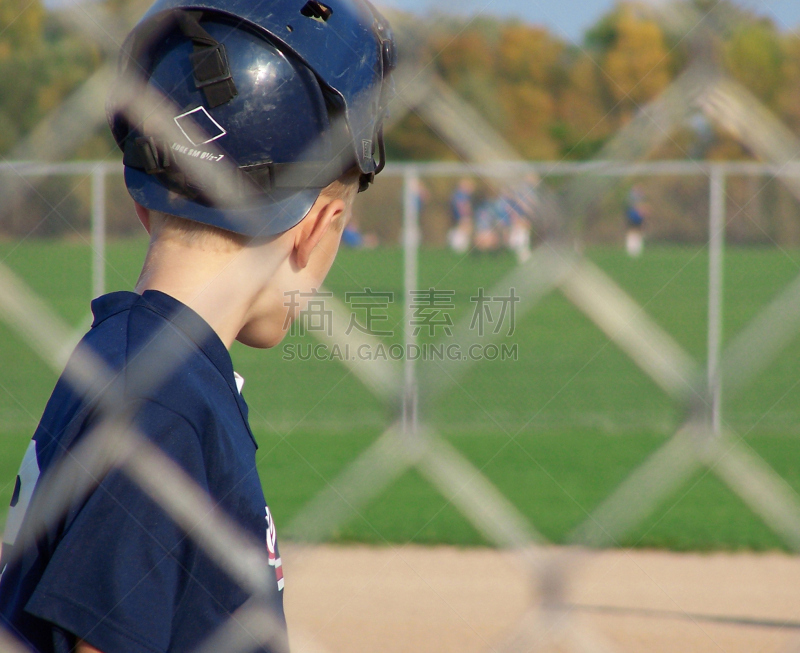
[448,178,475,254]
[625,184,650,258]
[474,176,539,264]
[506,174,540,264]
[412,177,431,220]
[342,219,379,249]
[473,192,505,254]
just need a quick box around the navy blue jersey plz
[0,291,286,653]
[626,188,646,227]
[450,188,472,225]
[626,207,645,227]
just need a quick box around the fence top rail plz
[0,161,122,177]
[4,160,800,179]
[382,160,800,178]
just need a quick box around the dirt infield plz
[283,545,800,653]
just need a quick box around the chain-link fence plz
[3,0,800,651]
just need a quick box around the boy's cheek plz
[236,326,286,350]
[237,227,344,350]
[237,313,290,350]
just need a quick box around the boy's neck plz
[135,239,285,349]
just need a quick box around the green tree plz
[385,113,458,162]
[777,35,800,133]
[0,0,46,150]
[0,0,102,155]
[725,20,784,107]
[556,54,613,159]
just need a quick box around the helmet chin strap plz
[375,126,387,175]
[358,126,386,193]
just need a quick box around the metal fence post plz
[91,167,107,299]
[403,166,420,436]
[708,164,726,436]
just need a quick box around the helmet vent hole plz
[301,1,333,22]
[286,24,294,32]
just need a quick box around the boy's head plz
[108,0,394,347]
[109,1,395,238]
[109,0,394,238]
[133,167,362,349]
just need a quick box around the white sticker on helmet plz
[174,106,227,146]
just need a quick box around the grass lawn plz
[1,239,799,551]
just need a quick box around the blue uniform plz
[450,188,472,226]
[342,224,364,248]
[507,184,536,221]
[0,291,285,653]
[626,188,646,227]
[494,196,516,227]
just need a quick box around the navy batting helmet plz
[109,0,396,237]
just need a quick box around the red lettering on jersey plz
[265,506,284,591]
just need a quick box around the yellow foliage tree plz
[0,0,45,58]
[497,25,563,85]
[434,29,495,88]
[492,25,563,158]
[500,81,559,159]
[603,6,672,123]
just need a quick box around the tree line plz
[4,0,800,244]
[388,1,800,162]
[2,0,800,162]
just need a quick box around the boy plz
[0,1,395,651]
[447,178,475,254]
[625,184,650,258]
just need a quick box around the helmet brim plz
[125,167,321,239]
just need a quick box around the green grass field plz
[1,238,800,551]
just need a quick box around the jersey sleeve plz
[24,402,209,653]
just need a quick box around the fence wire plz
[2,0,800,652]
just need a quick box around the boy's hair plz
[150,168,361,250]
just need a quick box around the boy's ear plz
[294,197,345,269]
[134,202,152,235]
